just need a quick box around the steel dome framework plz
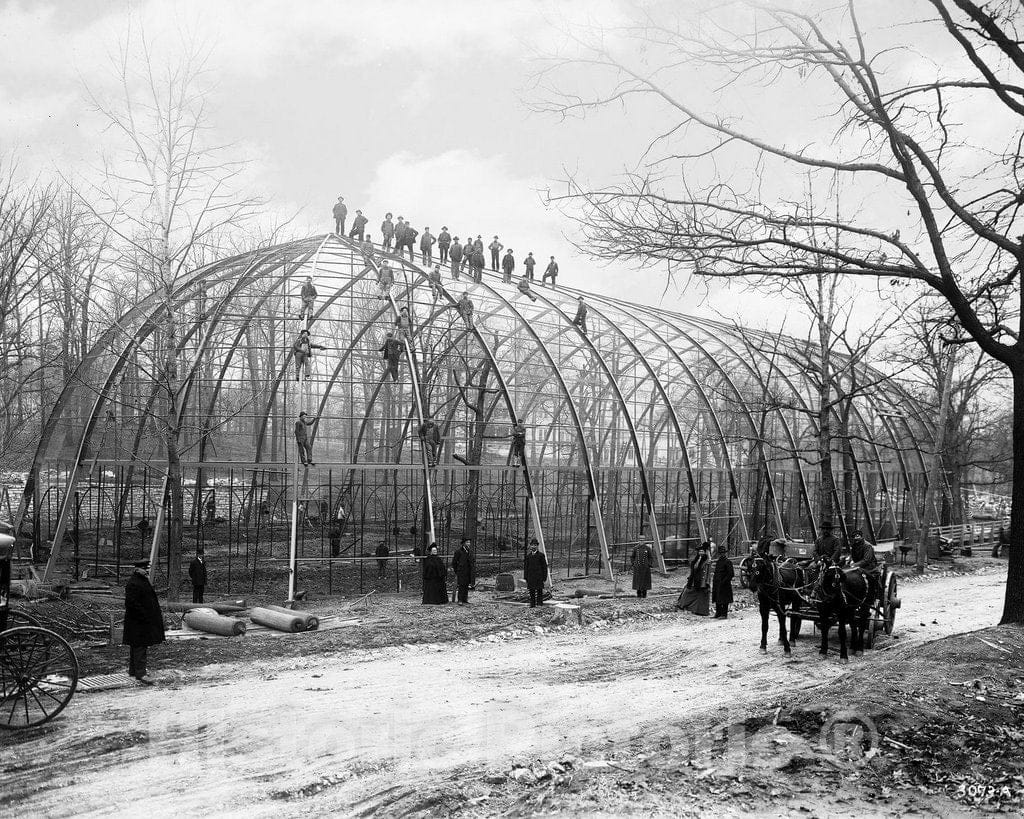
[17,234,932,591]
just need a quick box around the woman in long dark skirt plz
[676,541,712,615]
[421,544,448,604]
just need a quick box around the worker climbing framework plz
[21,233,936,591]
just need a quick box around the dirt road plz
[2,569,1006,817]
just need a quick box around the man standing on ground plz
[542,256,559,287]
[123,560,165,685]
[333,196,347,234]
[523,538,547,608]
[452,538,475,605]
[489,236,503,271]
[631,539,654,598]
[572,296,588,335]
[501,248,515,283]
[349,209,368,241]
[712,546,734,619]
[375,540,389,580]
[188,547,207,604]
[294,412,318,466]
[437,227,451,264]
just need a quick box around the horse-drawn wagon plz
[0,522,79,729]
[742,537,901,659]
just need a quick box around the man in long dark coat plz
[523,538,548,608]
[452,538,476,605]
[123,560,165,684]
[631,540,654,598]
[712,547,734,619]
[188,548,207,604]
[422,544,448,604]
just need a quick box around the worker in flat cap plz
[813,519,844,564]
[123,559,165,685]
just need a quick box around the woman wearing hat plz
[631,539,654,598]
[676,541,712,615]
[421,544,448,604]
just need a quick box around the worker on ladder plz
[298,276,318,322]
[380,331,404,382]
[378,261,394,299]
[419,417,442,467]
[510,420,527,467]
[395,306,413,340]
[292,329,324,381]
[295,412,318,466]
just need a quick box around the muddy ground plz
[1,561,1019,817]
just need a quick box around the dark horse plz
[742,554,805,656]
[816,562,871,662]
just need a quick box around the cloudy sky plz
[0,0,980,337]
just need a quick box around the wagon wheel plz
[864,610,877,649]
[884,573,899,636]
[0,626,79,730]
[6,609,41,629]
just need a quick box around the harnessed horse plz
[742,554,808,656]
[815,561,872,662]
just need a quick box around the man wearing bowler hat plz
[523,538,548,609]
[123,560,165,685]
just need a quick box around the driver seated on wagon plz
[843,529,880,603]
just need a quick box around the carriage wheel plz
[5,610,41,630]
[0,626,79,730]
[884,574,899,636]
[864,612,877,649]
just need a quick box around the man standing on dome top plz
[473,235,484,253]
[449,237,463,278]
[381,213,395,252]
[523,252,536,281]
[489,236,504,271]
[437,226,451,264]
[403,223,419,262]
[349,209,368,241]
[420,227,436,266]
[501,248,515,283]
[542,256,559,287]
[394,217,407,255]
[470,244,485,282]
[332,196,347,234]
[572,295,588,336]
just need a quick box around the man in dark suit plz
[123,560,165,684]
[188,548,207,604]
[523,538,548,608]
[452,538,476,606]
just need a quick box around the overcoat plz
[123,572,165,647]
[631,544,654,592]
[524,550,548,588]
[452,546,476,586]
[421,555,448,604]
[711,555,734,604]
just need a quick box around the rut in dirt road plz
[3,570,1005,818]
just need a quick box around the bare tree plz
[70,31,263,599]
[0,164,55,467]
[534,1,1024,623]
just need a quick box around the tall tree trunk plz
[1001,366,1024,624]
